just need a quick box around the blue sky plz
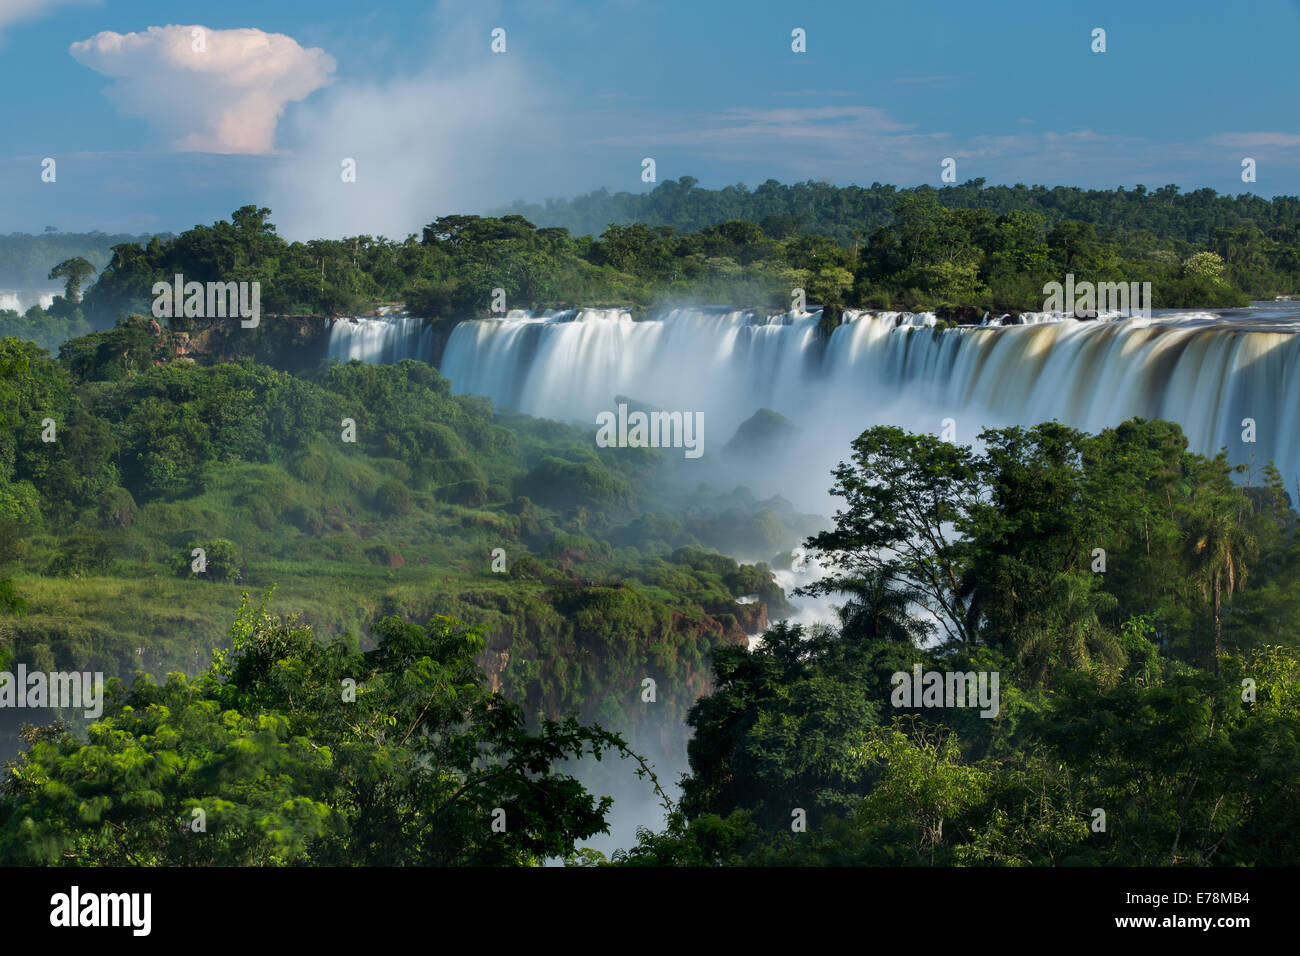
[2,0,1298,239]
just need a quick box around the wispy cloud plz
[1208,131,1300,149]
[0,0,93,34]
[713,105,914,138]
[588,98,1291,191]
[889,75,959,86]
[773,89,860,97]
[595,104,914,150]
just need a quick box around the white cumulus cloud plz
[69,24,335,154]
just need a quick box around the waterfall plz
[0,290,59,313]
[439,306,1300,483]
[327,316,432,364]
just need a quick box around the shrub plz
[287,504,324,536]
[96,487,137,527]
[290,450,330,485]
[374,479,412,516]
[438,479,488,508]
[175,538,244,582]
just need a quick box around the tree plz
[678,621,889,828]
[1183,250,1227,282]
[807,266,854,306]
[957,422,1125,680]
[852,720,990,864]
[0,596,645,865]
[800,421,1245,684]
[1046,220,1097,271]
[1186,489,1258,674]
[0,577,27,616]
[800,426,979,647]
[834,568,933,647]
[1028,654,1300,865]
[48,257,96,303]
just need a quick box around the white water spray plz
[436,307,1300,487]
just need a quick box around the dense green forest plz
[498,177,1300,247]
[5,178,1298,360]
[2,407,1297,864]
[0,186,1298,866]
[67,188,1300,323]
[613,421,1300,865]
[0,333,810,772]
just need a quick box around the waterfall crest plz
[327,316,432,364]
[438,307,1300,481]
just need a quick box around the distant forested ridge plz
[0,229,163,288]
[498,176,1300,247]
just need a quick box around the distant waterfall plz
[327,316,432,364]
[439,306,1300,482]
[0,290,58,313]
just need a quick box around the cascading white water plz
[0,290,58,313]
[439,306,1300,484]
[327,316,432,364]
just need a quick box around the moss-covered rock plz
[722,408,800,460]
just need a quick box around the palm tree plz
[835,567,934,647]
[1012,571,1125,685]
[1186,495,1257,675]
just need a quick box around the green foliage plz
[851,720,991,864]
[680,621,893,828]
[0,310,91,354]
[800,419,1295,683]
[0,185,1271,347]
[0,230,153,288]
[1027,657,1300,864]
[620,419,1300,866]
[501,177,1297,249]
[721,409,799,460]
[176,538,244,582]
[437,478,487,507]
[0,335,804,774]
[0,600,639,865]
[0,577,27,617]
[374,479,411,516]
[519,456,632,510]
[1184,250,1227,281]
[48,257,97,304]
[629,614,1300,866]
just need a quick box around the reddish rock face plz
[734,600,768,635]
[480,651,510,694]
[141,315,330,369]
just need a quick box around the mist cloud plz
[264,57,566,240]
